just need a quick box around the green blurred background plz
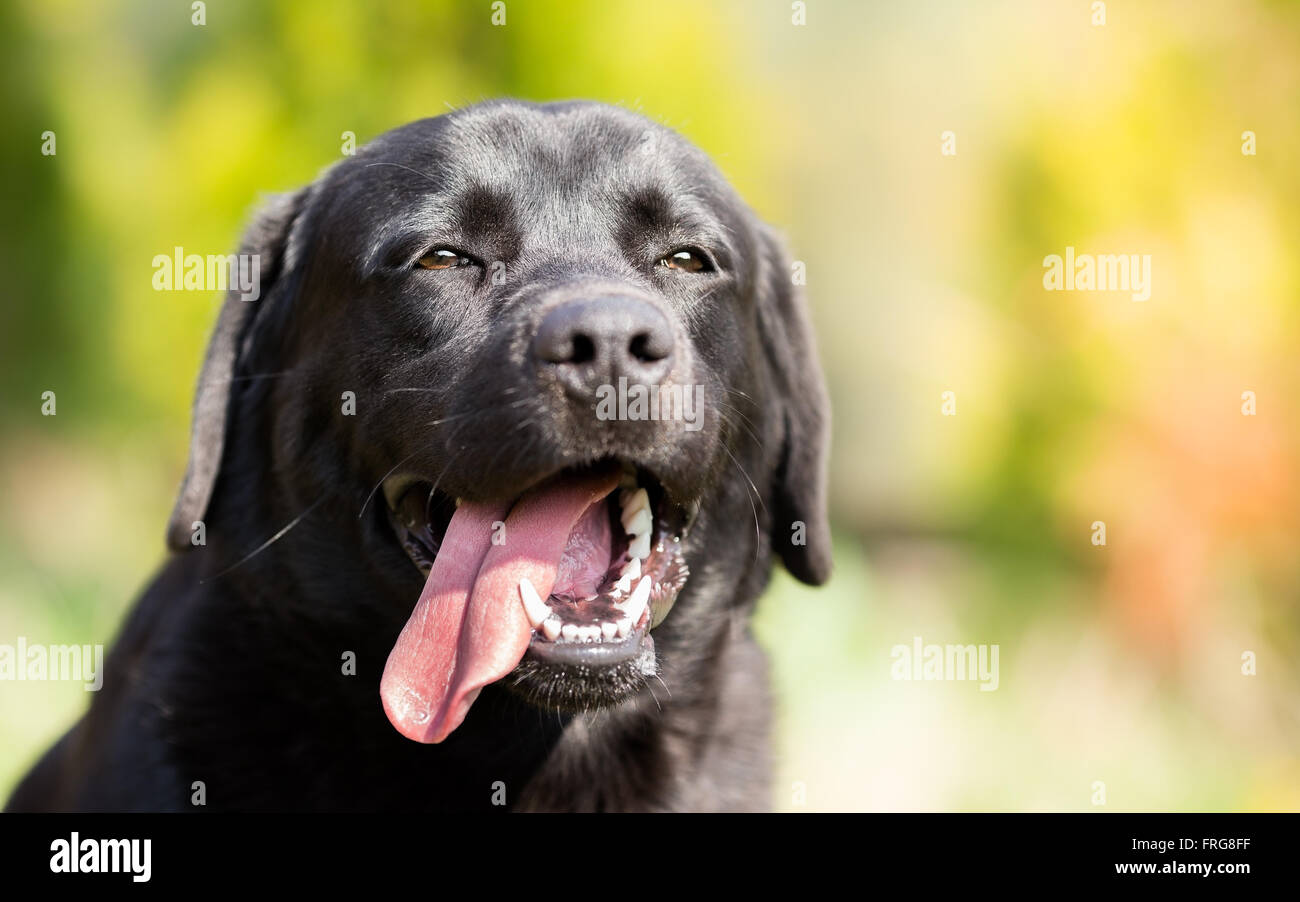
[2,0,1298,810]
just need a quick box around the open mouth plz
[379,459,692,743]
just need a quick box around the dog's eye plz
[417,248,474,270]
[658,248,711,273]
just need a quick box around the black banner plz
[0,813,1284,887]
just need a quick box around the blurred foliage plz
[2,0,1298,809]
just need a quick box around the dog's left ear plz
[165,187,314,552]
[755,225,832,585]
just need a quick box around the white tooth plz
[542,616,562,641]
[623,507,652,538]
[629,532,651,560]
[519,578,552,628]
[620,488,649,519]
[620,576,651,624]
[614,558,641,592]
[562,624,579,641]
[616,618,632,638]
[601,621,618,640]
[581,625,601,642]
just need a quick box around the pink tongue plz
[380,467,620,743]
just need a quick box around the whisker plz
[363,161,441,188]
[500,430,541,482]
[716,399,759,432]
[717,403,764,450]
[479,430,521,482]
[720,443,763,564]
[426,423,474,501]
[647,681,665,717]
[202,497,327,583]
[721,444,764,512]
[720,386,758,405]
[422,397,532,427]
[358,450,420,520]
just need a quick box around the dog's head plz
[167,100,830,743]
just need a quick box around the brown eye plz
[418,248,472,270]
[659,248,710,273]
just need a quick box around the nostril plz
[570,333,596,365]
[626,328,670,366]
[628,332,662,363]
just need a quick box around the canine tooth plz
[623,507,652,537]
[614,557,640,593]
[620,488,649,518]
[620,502,649,534]
[616,618,632,638]
[562,624,579,641]
[542,616,562,641]
[519,578,552,628]
[629,532,651,560]
[601,621,618,640]
[620,576,651,624]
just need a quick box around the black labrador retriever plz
[8,100,830,812]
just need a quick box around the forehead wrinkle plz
[446,104,681,191]
[361,103,740,266]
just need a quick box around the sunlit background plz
[2,0,1297,810]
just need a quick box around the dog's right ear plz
[165,188,314,552]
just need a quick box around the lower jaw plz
[526,621,653,667]
[507,628,659,712]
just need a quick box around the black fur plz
[7,100,830,812]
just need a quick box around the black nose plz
[533,296,674,393]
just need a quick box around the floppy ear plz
[755,225,832,585]
[165,188,313,552]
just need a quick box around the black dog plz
[8,100,830,812]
